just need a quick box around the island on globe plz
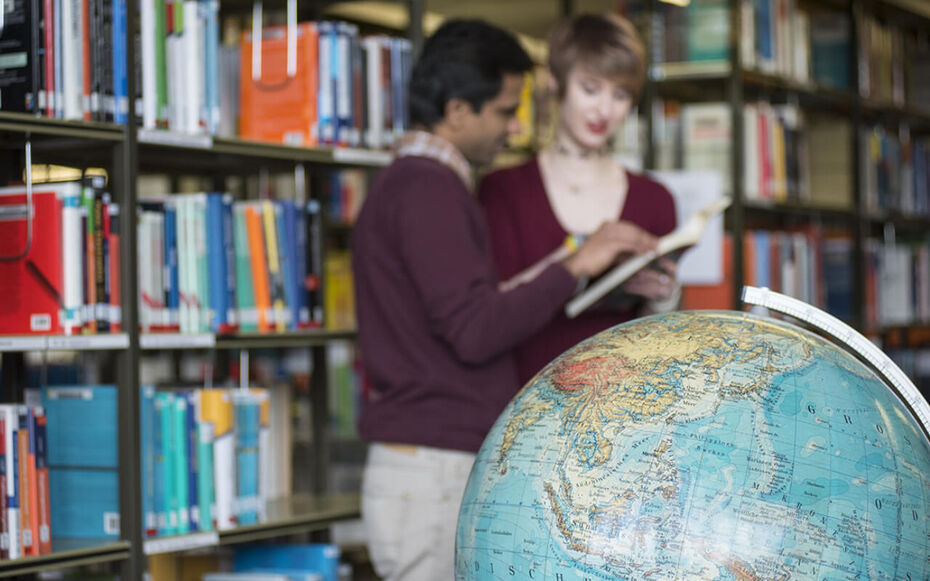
[455,310,930,580]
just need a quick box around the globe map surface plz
[456,311,930,580]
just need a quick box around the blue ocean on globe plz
[456,310,930,580]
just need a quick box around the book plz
[565,196,732,319]
[0,183,74,335]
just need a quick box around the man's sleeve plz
[398,172,576,366]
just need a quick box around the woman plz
[479,13,680,386]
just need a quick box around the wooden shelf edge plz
[0,541,130,578]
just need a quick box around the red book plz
[0,185,67,335]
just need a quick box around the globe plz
[455,310,930,580]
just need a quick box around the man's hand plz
[561,221,658,279]
[622,257,678,301]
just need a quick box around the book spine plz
[33,410,50,555]
[0,417,8,560]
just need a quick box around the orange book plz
[17,409,38,556]
[240,22,319,146]
[244,207,272,332]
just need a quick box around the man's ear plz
[443,98,474,131]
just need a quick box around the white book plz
[0,406,21,560]
[183,1,204,133]
[175,198,191,333]
[59,0,79,118]
[566,196,732,318]
[138,215,153,330]
[363,37,383,149]
[60,184,84,333]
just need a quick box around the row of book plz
[654,101,847,208]
[139,8,413,148]
[644,0,930,112]
[857,12,930,108]
[682,231,930,331]
[741,228,854,323]
[140,386,290,538]
[862,128,930,217]
[0,405,51,560]
[654,100,930,216]
[0,0,129,120]
[137,194,322,334]
[0,180,122,336]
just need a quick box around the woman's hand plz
[621,257,677,301]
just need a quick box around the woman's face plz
[558,65,633,151]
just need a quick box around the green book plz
[233,205,257,332]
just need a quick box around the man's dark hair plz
[408,19,533,129]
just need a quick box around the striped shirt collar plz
[394,131,474,192]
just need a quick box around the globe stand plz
[741,285,930,443]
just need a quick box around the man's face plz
[456,73,525,167]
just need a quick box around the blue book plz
[234,544,340,581]
[233,394,260,525]
[753,231,770,290]
[185,392,199,532]
[222,194,238,329]
[206,193,229,333]
[203,0,220,134]
[140,385,157,536]
[112,0,128,123]
[156,392,177,536]
[42,385,117,468]
[49,468,119,538]
[173,394,190,534]
[293,201,308,327]
[390,37,405,137]
[754,0,773,68]
[164,202,180,328]
[277,202,296,330]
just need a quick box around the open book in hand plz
[565,196,732,319]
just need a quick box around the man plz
[352,19,658,581]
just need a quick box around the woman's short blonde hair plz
[548,13,646,100]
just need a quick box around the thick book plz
[0,184,69,335]
[565,196,732,319]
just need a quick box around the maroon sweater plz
[479,157,677,386]
[352,156,577,453]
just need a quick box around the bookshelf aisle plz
[0,0,401,577]
[3,0,930,577]
[636,0,930,392]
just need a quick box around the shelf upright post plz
[643,0,657,172]
[406,0,424,60]
[850,0,867,333]
[114,0,142,573]
[728,0,746,308]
